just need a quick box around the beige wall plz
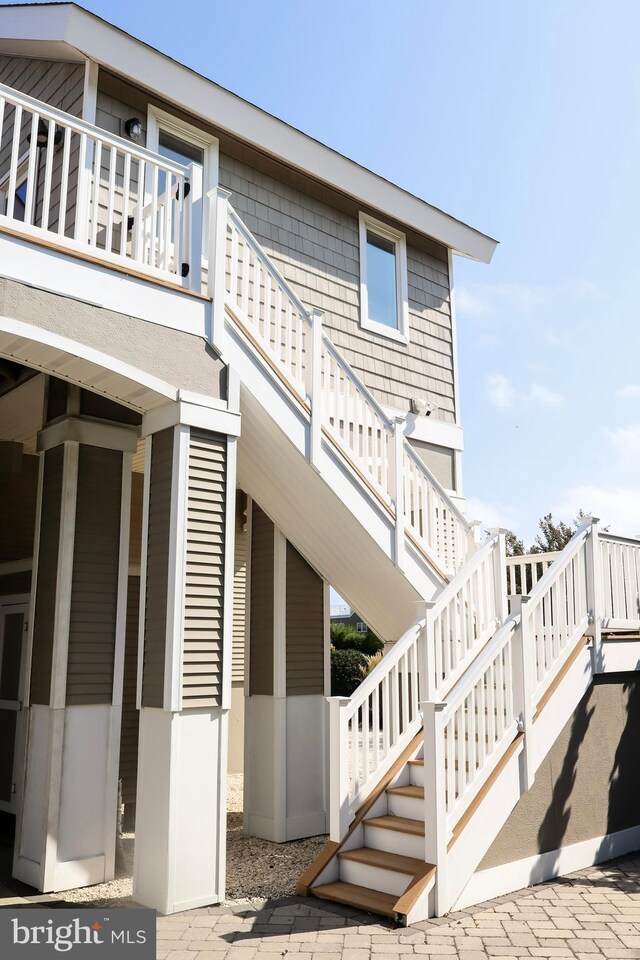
[232,493,248,685]
[286,543,325,697]
[481,677,640,869]
[409,439,456,491]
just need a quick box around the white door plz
[0,603,28,815]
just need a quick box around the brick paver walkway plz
[156,855,640,960]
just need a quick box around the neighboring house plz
[0,3,639,926]
[330,611,369,634]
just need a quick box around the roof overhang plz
[0,3,498,263]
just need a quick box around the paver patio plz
[153,854,640,960]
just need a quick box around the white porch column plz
[133,393,240,915]
[14,415,136,893]
[244,502,329,842]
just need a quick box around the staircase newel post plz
[486,527,509,625]
[584,517,603,674]
[391,417,405,571]
[328,696,351,842]
[422,699,449,916]
[466,519,482,556]
[417,601,437,703]
[309,308,324,470]
[207,185,232,352]
[511,595,536,789]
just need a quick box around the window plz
[356,621,367,633]
[359,213,409,343]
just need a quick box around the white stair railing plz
[220,196,473,578]
[423,530,507,701]
[326,531,508,843]
[328,616,424,841]
[425,518,596,915]
[0,83,200,287]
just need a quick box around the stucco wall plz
[0,278,226,401]
[481,676,640,869]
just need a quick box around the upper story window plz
[358,213,409,344]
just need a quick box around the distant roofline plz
[0,2,498,262]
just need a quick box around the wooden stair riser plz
[364,823,424,859]
[339,859,412,897]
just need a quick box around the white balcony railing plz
[0,82,203,288]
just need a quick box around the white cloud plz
[486,375,565,411]
[616,385,640,399]
[553,485,640,538]
[605,424,640,462]
[527,383,566,407]
[487,373,515,410]
[457,279,598,320]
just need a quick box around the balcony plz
[0,81,210,331]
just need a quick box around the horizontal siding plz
[232,493,247,684]
[0,452,38,563]
[66,445,122,705]
[30,445,63,705]
[286,544,324,696]
[119,575,140,805]
[0,57,84,237]
[142,428,173,708]
[181,430,227,709]
[249,504,274,697]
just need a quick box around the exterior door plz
[0,602,28,814]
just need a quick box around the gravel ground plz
[60,774,327,907]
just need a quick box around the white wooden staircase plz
[201,196,640,923]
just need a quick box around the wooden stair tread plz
[339,846,426,875]
[364,814,425,836]
[386,784,424,799]
[311,880,397,918]
[408,758,424,766]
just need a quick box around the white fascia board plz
[0,4,497,264]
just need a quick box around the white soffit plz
[0,3,498,263]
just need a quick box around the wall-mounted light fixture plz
[29,118,62,148]
[411,397,439,417]
[124,117,143,141]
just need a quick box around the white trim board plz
[0,5,497,263]
[454,825,640,912]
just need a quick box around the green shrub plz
[330,648,369,697]
[330,623,384,657]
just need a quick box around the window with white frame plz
[356,621,367,633]
[359,212,409,343]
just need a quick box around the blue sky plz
[7,0,640,544]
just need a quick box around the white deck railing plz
[0,83,202,287]
[599,533,640,629]
[505,550,560,602]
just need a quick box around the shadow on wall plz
[598,676,640,863]
[535,693,596,880]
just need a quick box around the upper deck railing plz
[0,82,203,289]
